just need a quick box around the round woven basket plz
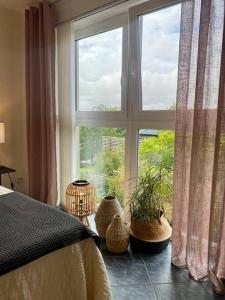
[130,213,172,242]
[106,215,129,254]
[95,196,123,239]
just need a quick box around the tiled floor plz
[100,241,225,300]
[88,215,225,300]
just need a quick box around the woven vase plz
[106,215,129,254]
[95,196,123,238]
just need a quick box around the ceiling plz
[0,0,57,13]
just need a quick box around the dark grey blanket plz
[0,192,100,276]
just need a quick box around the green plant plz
[130,168,172,221]
[105,173,124,207]
[139,131,175,173]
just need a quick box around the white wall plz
[0,6,28,194]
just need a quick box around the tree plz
[80,127,102,162]
[80,127,125,162]
[100,145,124,176]
[139,131,175,174]
[169,103,176,110]
[93,104,120,112]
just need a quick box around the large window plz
[73,0,181,211]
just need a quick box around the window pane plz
[77,28,123,111]
[138,129,175,221]
[141,4,181,110]
[78,127,125,205]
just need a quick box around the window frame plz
[74,14,128,121]
[128,0,180,120]
[73,0,181,210]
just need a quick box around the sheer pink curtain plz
[25,1,57,206]
[172,0,225,294]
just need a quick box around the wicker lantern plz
[66,180,96,226]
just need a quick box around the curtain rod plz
[54,0,130,26]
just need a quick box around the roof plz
[139,129,158,137]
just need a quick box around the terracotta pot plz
[95,196,123,238]
[106,215,129,254]
[130,213,172,242]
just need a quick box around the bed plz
[0,186,112,300]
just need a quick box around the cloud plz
[79,72,121,109]
[142,69,178,110]
[79,28,122,81]
[141,4,180,109]
[79,28,122,110]
[77,4,181,111]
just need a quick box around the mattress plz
[0,186,112,300]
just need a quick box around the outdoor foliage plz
[138,131,174,220]
[80,126,124,162]
[93,104,120,111]
[139,131,175,173]
[79,128,175,217]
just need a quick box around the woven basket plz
[95,196,123,238]
[130,213,172,242]
[106,215,129,254]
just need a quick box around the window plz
[73,0,181,208]
[78,127,125,205]
[138,129,175,221]
[141,5,180,110]
[77,28,123,111]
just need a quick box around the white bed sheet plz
[0,185,13,196]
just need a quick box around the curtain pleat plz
[172,0,225,294]
[25,1,57,206]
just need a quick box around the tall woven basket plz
[106,215,129,254]
[95,195,123,238]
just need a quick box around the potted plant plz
[130,167,172,253]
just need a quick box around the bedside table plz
[0,165,16,185]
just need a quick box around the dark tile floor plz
[88,215,225,300]
[100,241,225,300]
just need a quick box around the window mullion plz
[75,41,79,111]
[128,8,142,122]
[123,7,143,218]
[121,24,128,117]
[124,124,138,220]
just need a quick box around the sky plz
[78,4,181,111]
